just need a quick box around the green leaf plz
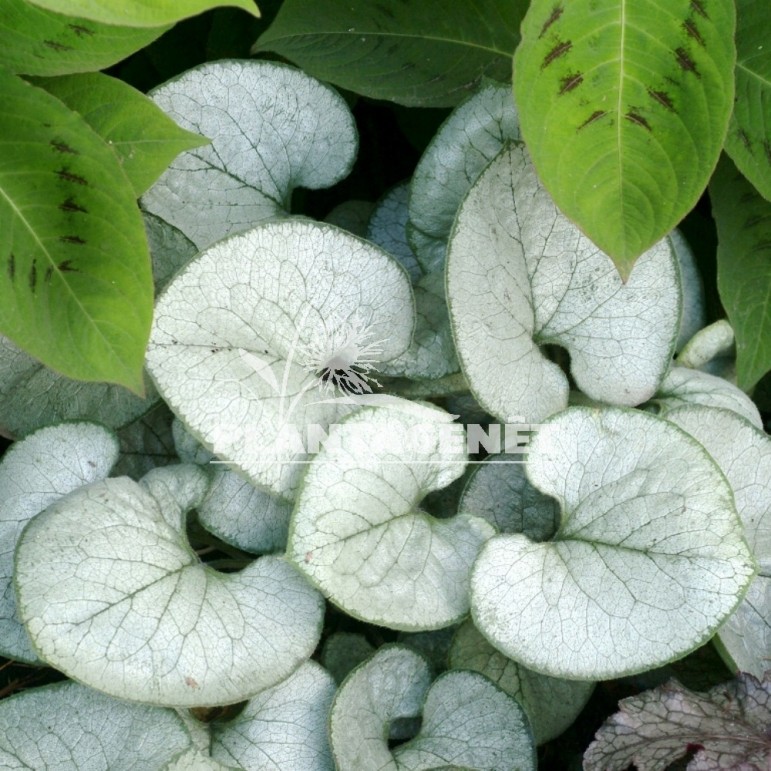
[449,620,594,745]
[0,0,170,76]
[326,199,376,239]
[289,402,494,631]
[321,632,376,685]
[0,70,152,392]
[146,220,414,499]
[253,0,526,107]
[210,662,336,770]
[666,406,771,680]
[724,0,771,201]
[446,144,680,423]
[514,0,736,277]
[0,422,117,662]
[0,215,191,439]
[15,464,325,706]
[142,60,357,249]
[25,0,260,28]
[471,407,755,680]
[329,645,536,771]
[34,73,207,196]
[0,681,191,769]
[711,154,771,389]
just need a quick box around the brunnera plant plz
[0,2,769,770]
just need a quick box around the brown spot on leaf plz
[184,676,199,688]
[626,110,652,131]
[648,88,675,112]
[305,551,313,563]
[542,40,572,68]
[60,235,86,245]
[58,260,77,273]
[28,260,37,292]
[44,265,54,283]
[67,24,94,37]
[764,141,771,165]
[683,18,705,46]
[744,214,771,228]
[55,168,87,185]
[675,47,700,77]
[540,5,563,38]
[7,254,15,281]
[43,39,72,52]
[690,0,708,18]
[50,140,77,155]
[559,72,583,94]
[577,110,607,130]
[737,129,752,150]
[59,197,87,214]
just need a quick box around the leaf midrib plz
[0,181,120,373]
[259,30,511,59]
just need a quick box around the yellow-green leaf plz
[34,73,208,195]
[0,0,169,76]
[25,0,259,27]
[514,0,736,278]
[0,69,152,391]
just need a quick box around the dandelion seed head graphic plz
[298,312,386,396]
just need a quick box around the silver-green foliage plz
[2,55,769,771]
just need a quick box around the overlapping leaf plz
[408,80,521,273]
[142,60,357,249]
[711,153,771,389]
[147,219,414,499]
[650,366,762,428]
[330,645,536,771]
[0,69,152,391]
[25,0,260,27]
[0,681,191,769]
[666,406,771,679]
[471,407,755,680]
[449,621,594,745]
[199,467,293,554]
[0,0,169,75]
[514,0,736,275]
[724,0,771,201]
[210,662,336,770]
[15,464,325,706]
[447,144,680,423]
[35,73,207,195]
[0,422,117,662]
[253,0,525,107]
[289,403,494,630]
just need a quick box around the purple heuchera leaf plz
[584,672,771,771]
